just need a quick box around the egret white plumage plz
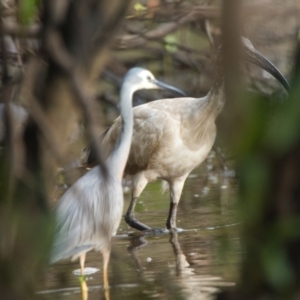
[81,38,290,231]
[50,67,185,291]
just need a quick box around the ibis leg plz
[125,174,151,231]
[167,202,178,230]
[166,177,186,230]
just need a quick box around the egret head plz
[242,37,290,92]
[123,67,186,96]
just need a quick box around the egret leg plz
[166,177,186,230]
[79,253,88,299]
[125,174,151,231]
[80,253,86,276]
[80,278,88,300]
[102,247,111,300]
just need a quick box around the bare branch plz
[46,29,108,175]
[1,21,41,37]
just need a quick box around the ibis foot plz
[125,213,151,231]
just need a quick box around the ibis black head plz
[242,37,290,92]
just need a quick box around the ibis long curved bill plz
[243,37,290,92]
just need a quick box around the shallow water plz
[36,164,240,300]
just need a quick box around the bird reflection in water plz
[127,231,235,299]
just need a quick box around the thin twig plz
[46,29,108,176]
[27,95,66,166]
[2,21,41,37]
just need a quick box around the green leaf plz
[134,3,147,11]
[19,0,39,25]
[164,34,178,53]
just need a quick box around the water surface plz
[37,163,240,300]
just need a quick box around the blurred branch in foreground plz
[0,1,130,299]
[217,1,300,299]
